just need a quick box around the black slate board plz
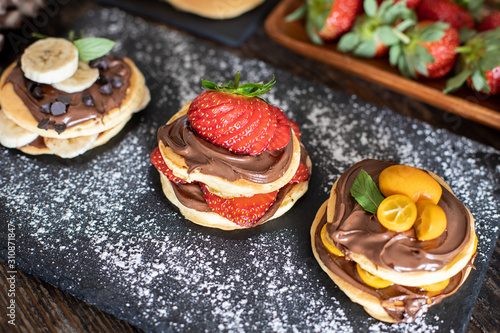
[92,0,280,47]
[1,7,500,333]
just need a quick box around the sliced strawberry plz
[200,184,278,227]
[288,119,301,142]
[266,106,291,151]
[187,72,277,155]
[289,162,310,184]
[150,147,187,184]
[228,102,277,155]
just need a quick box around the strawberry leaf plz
[419,22,448,42]
[338,32,360,52]
[471,70,488,93]
[376,26,399,46]
[443,68,472,93]
[389,44,402,66]
[350,170,384,214]
[364,0,378,18]
[354,40,376,57]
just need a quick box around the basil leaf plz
[350,170,385,214]
[73,37,115,62]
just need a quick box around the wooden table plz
[1,0,499,332]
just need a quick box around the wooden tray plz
[264,0,500,130]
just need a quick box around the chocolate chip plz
[37,118,51,130]
[99,83,112,95]
[27,80,37,91]
[31,86,44,99]
[89,56,110,71]
[98,75,110,85]
[54,123,67,134]
[39,102,51,114]
[56,94,71,105]
[50,101,67,116]
[82,94,95,106]
[111,76,123,88]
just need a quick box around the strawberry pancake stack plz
[151,73,311,230]
[311,159,477,323]
[0,37,150,158]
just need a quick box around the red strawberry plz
[285,0,362,44]
[337,0,415,58]
[444,28,500,95]
[266,106,291,151]
[289,162,310,183]
[466,66,500,95]
[390,21,459,79]
[418,23,459,78]
[319,0,363,41]
[477,12,500,32]
[417,0,474,31]
[150,147,187,184]
[288,119,301,142]
[188,72,277,155]
[200,184,278,227]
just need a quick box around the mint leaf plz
[73,37,115,62]
[350,170,385,214]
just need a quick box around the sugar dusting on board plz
[1,7,499,333]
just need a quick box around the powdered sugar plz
[1,7,499,333]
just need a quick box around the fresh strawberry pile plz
[288,0,500,95]
[151,72,310,227]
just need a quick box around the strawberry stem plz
[201,71,276,102]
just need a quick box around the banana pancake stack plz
[0,37,150,158]
[311,159,477,323]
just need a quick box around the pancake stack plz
[311,159,477,323]
[163,0,265,19]
[0,37,150,158]
[151,73,311,230]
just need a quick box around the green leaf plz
[419,27,446,43]
[350,170,385,214]
[364,0,378,18]
[480,52,500,71]
[338,32,360,52]
[31,32,48,39]
[395,18,416,33]
[415,44,434,64]
[285,3,307,22]
[443,68,472,93]
[73,37,115,62]
[471,69,487,92]
[376,26,399,46]
[389,44,401,66]
[354,40,376,57]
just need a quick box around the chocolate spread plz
[327,159,471,272]
[5,56,131,132]
[157,115,294,183]
[315,208,475,322]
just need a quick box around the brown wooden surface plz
[1,0,499,332]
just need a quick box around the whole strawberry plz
[286,0,362,44]
[444,28,500,95]
[187,72,294,155]
[417,0,474,31]
[477,11,500,32]
[390,21,459,79]
[338,0,416,58]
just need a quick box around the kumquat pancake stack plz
[0,35,150,158]
[311,159,477,323]
[151,72,311,230]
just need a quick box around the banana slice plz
[21,38,79,84]
[44,133,98,158]
[52,61,99,93]
[0,108,39,148]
